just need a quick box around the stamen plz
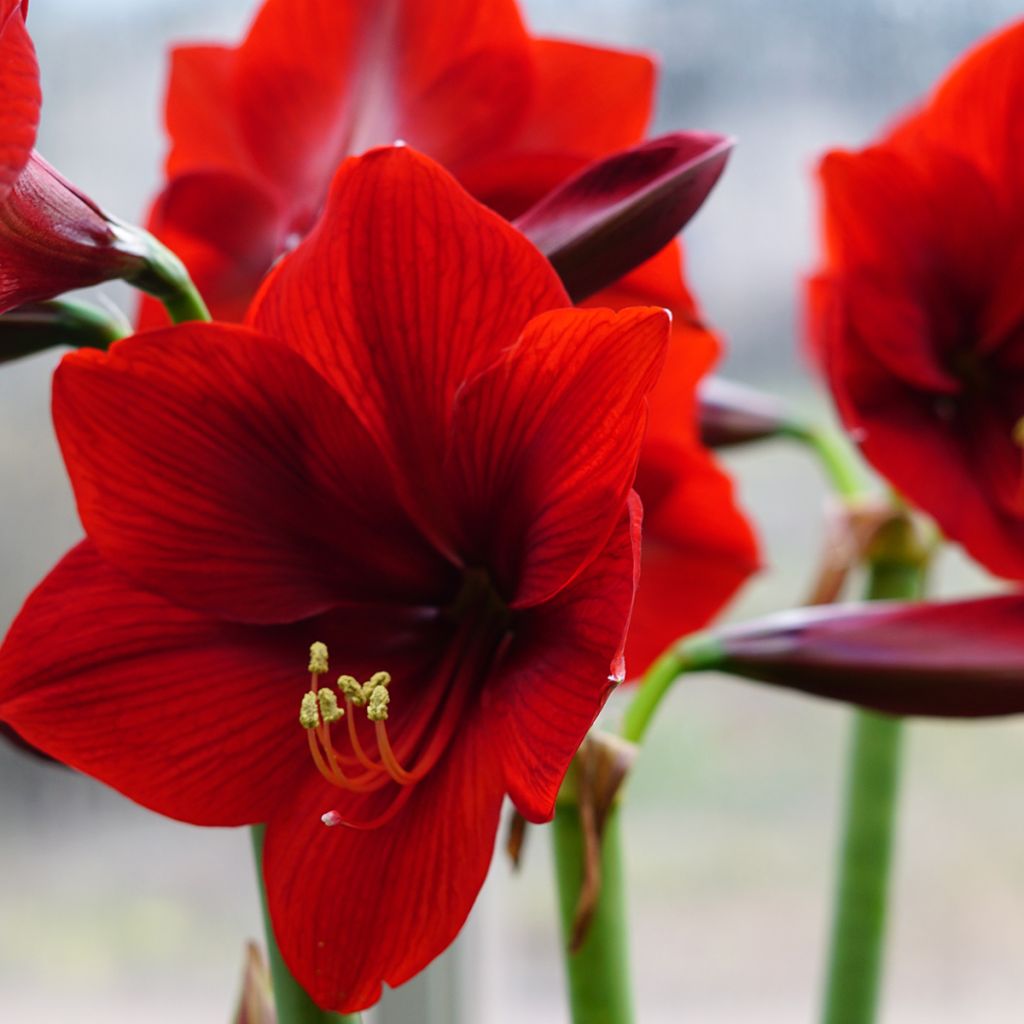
[317,688,344,724]
[366,686,390,722]
[338,674,365,706]
[308,642,329,676]
[298,691,320,730]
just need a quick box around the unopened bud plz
[708,595,1024,717]
[698,376,798,448]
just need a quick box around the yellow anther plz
[308,642,329,675]
[1014,417,1024,447]
[366,685,390,722]
[369,671,391,689]
[317,688,344,724]
[299,691,320,730]
[338,674,365,705]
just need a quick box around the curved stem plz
[250,826,361,1024]
[621,633,724,745]
[120,225,211,324]
[783,422,871,501]
[821,549,927,1024]
[0,298,129,364]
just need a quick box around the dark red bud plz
[515,132,733,302]
[0,153,149,313]
[698,376,798,448]
[711,596,1024,716]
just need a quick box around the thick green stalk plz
[250,827,361,1024]
[552,796,633,1024]
[821,540,927,1024]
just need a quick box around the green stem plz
[552,796,633,1024]
[783,423,871,500]
[250,826,360,1024]
[821,549,927,1024]
[621,633,724,746]
[0,298,129,364]
[120,225,211,324]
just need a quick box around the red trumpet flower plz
[0,147,669,1010]
[809,20,1024,577]
[140,0,758,669]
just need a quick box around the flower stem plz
[249,826,361,1024]
[122,226,211,324]
[0,298,129,363]
[821,529,928,1024]
[552,795,633,1024]
[621,633,725,745]
[782,422,871,501]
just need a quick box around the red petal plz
[232,0,531,205]
[490,495,641,822]
[0,541,306,824]
[0,3,38,200]
[892,20,1024,202]
[818,147,997,390]
[580,245,758,661]
[164,45,254,180]
[263,708,505,1012]
[826,329,1024,577]
[628,440,759,672]
[139,169,285,326]
[511,38,654,158]
[55,323,451,624]
[516,132,733,302]
[448,306,669,608]
[249,146,568,535]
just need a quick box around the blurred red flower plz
[0,2,151,313]
[809,21,1024,576]
[141,0,758,668]
[0,147,669,1010]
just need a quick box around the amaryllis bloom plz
[689,595,1024,717]
[0,147,669,1010]
[140,0,758,669]
[0,2,156,313]
[809,21,1024,577]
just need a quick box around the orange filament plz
[299,602,506,814]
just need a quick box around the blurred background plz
[3,0,1024,1020]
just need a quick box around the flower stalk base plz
[821,518,929,1024]
[552,769,634,1024]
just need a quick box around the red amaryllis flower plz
[809,21,1024,577]
[0,2,156,313]
[0,147,669,1010]
[140,0,758,668]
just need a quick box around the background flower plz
[809,20,1024,577]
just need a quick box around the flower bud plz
[0,153,152,314]
[697,376,797,448]
[708,596,1024,717]
[515,132,733,302]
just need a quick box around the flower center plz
[298,646,428,796]
[298,572,511,828]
